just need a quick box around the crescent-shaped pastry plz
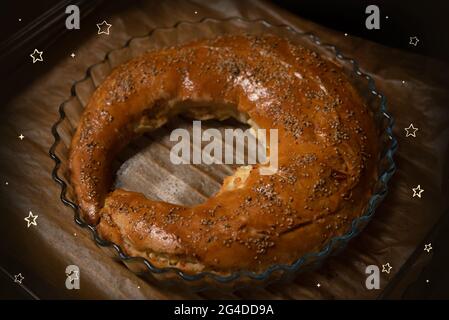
[69,34,379,274]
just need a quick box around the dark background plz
[274,0,449,63]
[2,0,449,67]
[0,0,448,299]
[1,0,449,102]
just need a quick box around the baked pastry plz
[69,34,379,275]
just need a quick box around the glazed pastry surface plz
[69,34,379,274]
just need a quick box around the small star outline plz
[424,243,432,253]
[97,20,112,35]
[24,211,38,228]
[404,123,418,137]
[382,263,392,274]
[412,185,424,198]
[14,273,24,284]
[30,49,43,63]
[409,36,419,46]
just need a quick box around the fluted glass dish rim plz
[49,16,397,285]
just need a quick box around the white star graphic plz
[14,273,24,284]
[97,20,112,35]
[382,263,392,274]
[24,211,38,228]
[18,134,25,140]
[316,283,321,288]
[424,243,432,253]
[409,36,419,46]
[412,185,424,198]
[70,53,76,58]
[404,123,418,137]
[30,49,43,63]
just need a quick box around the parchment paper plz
[0,0,448,299]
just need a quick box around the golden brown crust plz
[69,34,379,274]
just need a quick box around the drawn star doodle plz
[97,21,112,35]
[412,185,424,198]
[30,49,43,63]
[409,36,419,46]
[24,211,38,228]
[14,273,24,284]
[404,123,418,137]
[382,263,392,274]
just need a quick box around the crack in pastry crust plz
[69,34,379,275]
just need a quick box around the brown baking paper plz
[0,0,448,299]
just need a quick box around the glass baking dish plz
[49,17,397,291]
